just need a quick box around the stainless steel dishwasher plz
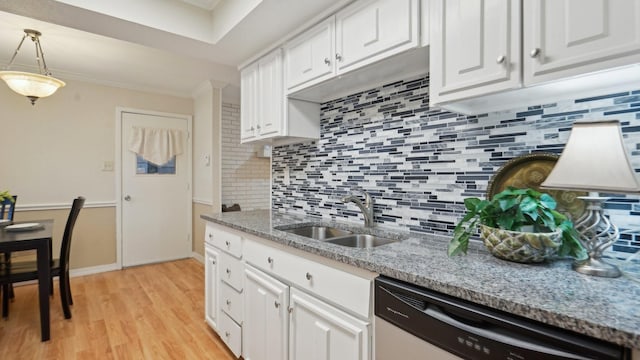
[374,276,630,360]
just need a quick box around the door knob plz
[530,48,541,58]
[124,195,131,201]
[496,55,506,64]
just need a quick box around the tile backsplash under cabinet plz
[271,75,640,255]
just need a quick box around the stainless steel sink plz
[326,234,398,248]
[282,226,353,240]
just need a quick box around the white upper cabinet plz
[429,0,521,104]
[523,0,640,85]
[240,62,259,142]
[284,0,421,97]
[335,0,419,74]
[241,49,284,142]
[285,17,336,92]
[257,50,284,137]
[430,0,640,114]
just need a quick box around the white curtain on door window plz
[128,126,184,165]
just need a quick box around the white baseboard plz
[70,262,121,277]
[192,252,204,263]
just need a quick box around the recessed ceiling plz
[0,0,349,97]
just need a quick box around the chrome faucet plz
[341,191,374,227]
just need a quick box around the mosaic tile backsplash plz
[272,75,640,254]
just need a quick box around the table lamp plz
[541,120,640,278]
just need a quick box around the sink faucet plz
[341,191,374,227]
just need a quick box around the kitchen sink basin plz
[326,234,398,248]
[282,225,353,240]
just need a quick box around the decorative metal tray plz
[487,153,587,221]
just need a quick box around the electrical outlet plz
[102,160,114,172]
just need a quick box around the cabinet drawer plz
[206,223,243,258]
[220,281,243,323]
[244,239,372,319]
[218,312,242,358]
[220,251,243,291]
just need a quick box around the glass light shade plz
[0,70,65,99]
[541,120,640,193]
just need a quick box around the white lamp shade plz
[0,71,65,98]
[541,120,640,193]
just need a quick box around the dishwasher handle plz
[425,305,590,360]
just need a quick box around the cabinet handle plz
[324,57,331,65]
[211,260,216,265]
[496,55,506,64]
[274,301,280,308]
[257,124,261,129]
[225,331,230,337]
[530,48,540,58]
[288,306,293,314]
[267,256,273,264]
[226,268,231,275]
[226,299,231,306]
[225,240,230,247]
[305,272,312,280]
[208,233,212,238]
[250,126,255,131]
[335,53,342,61]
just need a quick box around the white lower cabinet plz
[206,222,374,360]
[219,311,243,357]
[289,288,370,360]
[243,265,290,360]
[204,223,244,358]
[204,244,219,330]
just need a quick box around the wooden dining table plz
[0,219,52,341]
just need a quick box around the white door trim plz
[115,107,193,269]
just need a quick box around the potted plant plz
[0,190,13,203]
[448,187,587,263]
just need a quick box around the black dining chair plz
[1,195,17,305]
[0,196,84,319]
[0,195,17,222]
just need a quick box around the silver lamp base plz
[573,195,622,278]
[572,257,622,278]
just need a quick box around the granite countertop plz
[201,209,640,350]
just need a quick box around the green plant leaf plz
[498,197,518,211]
[539,193,557,210]
[464,197,481,211]
[519,196,538,213]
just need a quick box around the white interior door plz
[120,110,192,267]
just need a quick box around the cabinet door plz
[285,17,335,92]
[240,62,258,142]
[335,0,419,74]
[204,244,219,330]
[429,0,521,105]
[243,265,289,360]
[524,0,640,85]
[289,288,369,360]
[257,49,284,137]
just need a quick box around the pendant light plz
[0,29,65,105]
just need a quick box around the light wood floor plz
[0,259,236,359]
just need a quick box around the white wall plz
[221,102,270,210]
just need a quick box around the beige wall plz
[192,203,213,257]
[1,78,193,269]
[13,207,116,270]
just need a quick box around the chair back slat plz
[59,197,85,272]
[0,196,17,220]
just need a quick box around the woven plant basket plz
[479,224,563,263]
